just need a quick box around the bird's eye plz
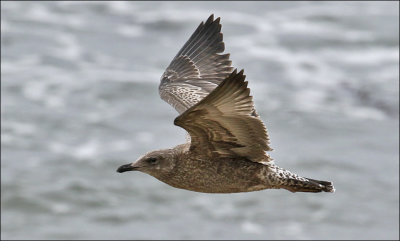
[147,157,158,164]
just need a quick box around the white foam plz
[320,47,399,65]
[116,25,143,38]
[343,105,386,121]
[26,4,86,29]
[280,20,339,36]
[22,81,47,101]
[51,203,70,214]
[1,56,41,74]
[49,142,69,154]
[209,202,235,219]
[284,222,305,238]
[8,122,37,136]
[110,140,132,151]
[241,220,263,234]
[44,95,65,108]
[1,133,14,145]
[74,140,100,159]
[343,31,375,42]
[293,89,327,113]
[28,4,59,22]
[54,33,83,60]
[83,67,161,84]
[105,1,136,15]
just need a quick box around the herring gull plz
[117,14,335,193]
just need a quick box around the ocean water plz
[1,1,399,239]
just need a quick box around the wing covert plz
[174,69,273,163]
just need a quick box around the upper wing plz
[174,69,273,163]
[159,14,233,114]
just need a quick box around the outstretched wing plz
[159,14,233,114]
[174,69,273,163]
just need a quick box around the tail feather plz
[267,164,335,193]
[306,178,335,193]
[284,177,335,193]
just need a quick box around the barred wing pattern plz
[174,70,273,163]
[159,14,233,114]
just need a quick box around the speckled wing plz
[159,14,233,114]
[174,69,273,163]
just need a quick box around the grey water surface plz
[1,1,399,240]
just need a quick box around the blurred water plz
[1,1,399,239]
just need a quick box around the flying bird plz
[117,14,335,193]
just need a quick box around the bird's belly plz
[163,158,269,193]
[173,182,267,193]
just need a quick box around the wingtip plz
[206,14,222,25]
[207,14,214,23]
[227,69,246,81]
[223,69,248,92]
[235,69,246,80]
[231,68,238,76]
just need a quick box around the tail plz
[267,164,335,193]
[284,177,335,193]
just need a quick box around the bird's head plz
[116,149,176,178]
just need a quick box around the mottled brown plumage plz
[117,15,335,194]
